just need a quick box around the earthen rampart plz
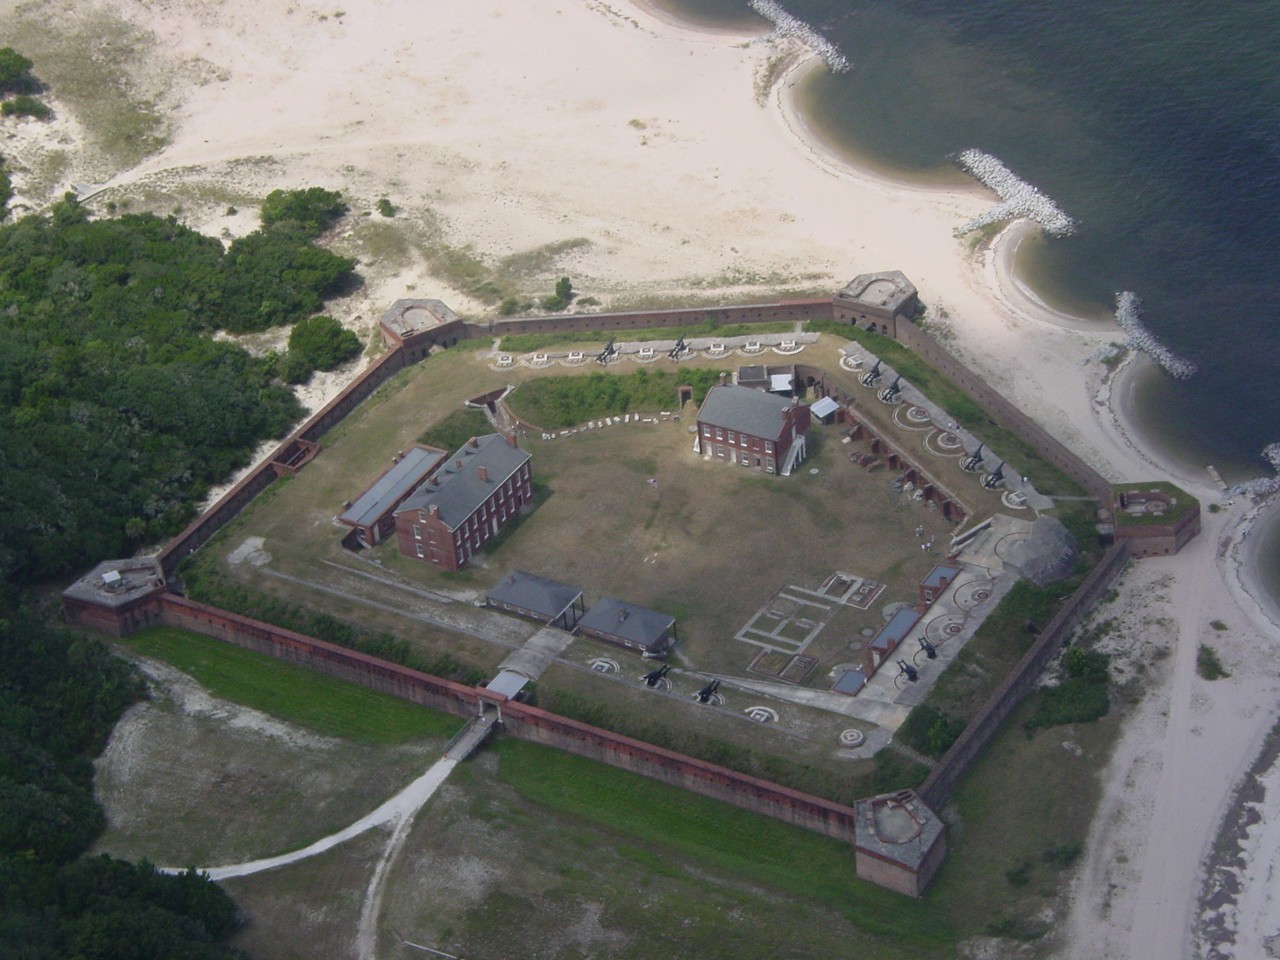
[156,594,482,718]
[895,320,1112,502]
[496,699,859,842]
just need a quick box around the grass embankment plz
[806,320,1086,497]
[495,692,1112,951]
[180,549,489,685]
[1112,480,1200,526]
[119,626,460,743]
[495,739,954,955]
[498,320,796,353]
[537,683,925,807]
[505,368,724,429]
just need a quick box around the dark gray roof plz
[341,446,446,528]
[486,570,582,621]
[870,607,921,653]
[396,434,530,531]
[696,385,802,441]
[579,598,675,650]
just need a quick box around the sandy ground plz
[9,0,1280,955]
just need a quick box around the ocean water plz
[656,0,1280,486]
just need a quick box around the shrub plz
[897,704,966,759]
[1196,643,1229,680]
[282,314,360,384]
[376,197,396,217]
[1025,648,1111,730]
[1042,840,1083,868]
[1,94,50,119]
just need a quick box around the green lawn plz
[494,738,955,954]
[117,626,461,744]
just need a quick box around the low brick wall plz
[917,541,1130,808]
[498,699,859,843]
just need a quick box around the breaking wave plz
[953,149,1076,237]
[750,0,851,74]
[1114,291,1197,380]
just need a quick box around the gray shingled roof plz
[696,385,801,441]
[579,597,674,650]
[341,446,446,528]
[396,434,530,531]
[486,570,582,621]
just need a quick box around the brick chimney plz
[468,436,480,448]
[477,465,488,482]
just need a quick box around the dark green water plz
[663,0,1280,485]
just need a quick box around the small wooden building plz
[578,598,676,655]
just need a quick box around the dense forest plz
[0,189,355,584]
[0,591,247,958]
[0,182,359,956]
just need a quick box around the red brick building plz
[339,444,448,547]
[694,384,811,476]
[394,434,532,571]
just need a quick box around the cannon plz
[641,664,671,687]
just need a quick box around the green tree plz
[282,314,361,383]
[259,186,347,237]
[0,48,34,93]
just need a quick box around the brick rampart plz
[895,320,1112,502]
[481,299,832,341]
[156,347,409,577]
[147,594,860,843]
[497,700,859,842]
[156,594,482,718]
[917,541,1130,808]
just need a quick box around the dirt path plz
[182,756,458,882]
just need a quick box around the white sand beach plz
[6,0,1280,955]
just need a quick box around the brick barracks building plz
[394,434,532,571]
[694,383,811,476]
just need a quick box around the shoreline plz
[14,0,1280,954]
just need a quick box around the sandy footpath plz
[7,0,1280,955]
